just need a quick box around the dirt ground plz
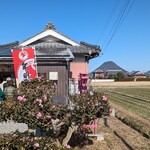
[75,115,150,150]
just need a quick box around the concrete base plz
[0,121,28,134]
[88,133,104,141]
[110,108,115,117]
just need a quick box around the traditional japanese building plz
[0,23,100,103]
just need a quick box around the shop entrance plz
[0,72,15,83]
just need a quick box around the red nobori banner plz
[11,47,37,82]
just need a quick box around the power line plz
[99,0,135,57]
[103,0,130,50]
[96,0,120,44]
[117,0,136,32]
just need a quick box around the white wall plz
[92,79,115,82]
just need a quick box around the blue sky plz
[0,0,150,73]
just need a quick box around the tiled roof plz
[35,47,74,59]
[0,45,74,60]
[0,41,19,48]
[0,41,19,57]
[128,71,146,76]
[0,40,100,60]
[106,70,123,75]
[93,68,104,73]
[34,42,100,54]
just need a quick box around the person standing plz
[87,76,93,92]
[0,87,4,102]
[3,77,17,100]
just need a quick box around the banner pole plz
[11,49,20,88]
[33,46,38,77]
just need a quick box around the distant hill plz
[90,61,128,75]
[146,70,150,75]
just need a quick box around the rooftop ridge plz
[20,22,80,46]
[44,22,56,30]
[0,41,19,48]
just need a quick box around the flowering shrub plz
[69,91,111,124]
[0,77,111,149]
[0,77,58,130]
[0,131,69,150]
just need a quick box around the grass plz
[94,84,150,138]
[95,87,150,120]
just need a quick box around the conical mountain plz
[93,61,128,75]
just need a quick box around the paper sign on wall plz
[49,72,58,80]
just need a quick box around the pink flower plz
[34,143,39,147]
[30,137,34,142]
[54,82,57,88]
[27,89,30,93]
[36,86,40,90]
[17,96,27,102]
[36,112,42,119]
[39,104,43,108]
[65,144,71,149]
[46,115,52,119]
[102,95,108,101]
[34,98,42,104]
[100,106,104,109]
[42,94,47,101]
[17,96,24,101]
[34,99,38,104]
[90,91,93,96]
[38,76,42,79]
[22,97,27,102]
[28,79,31,82]
[38,99,42,104]
[51,85,55,89]
[37,76,42,81]
[51,105,56,109]
[12,134,17,137]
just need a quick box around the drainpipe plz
[66,59,70,105]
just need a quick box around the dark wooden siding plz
[37,64,67,98]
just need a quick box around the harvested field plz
[94,82,150,121]
[78,81,150,150]
[75,116,150,150]
[97,88,150,119]
[92,81,150,87]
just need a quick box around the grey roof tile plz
[35,42,100,54]
[0,41,100,60]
